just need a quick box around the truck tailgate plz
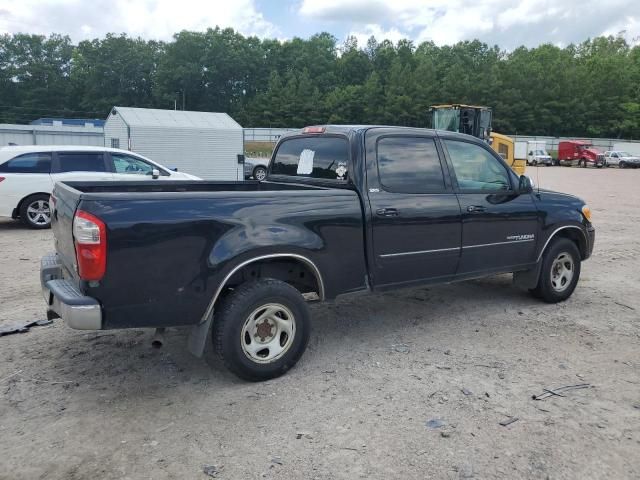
[51,182,81,279]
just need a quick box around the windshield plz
[618,151,632,157]
[433,109,460,132]
[533,150,548,156]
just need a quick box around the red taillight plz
[73,210,106,282]
[0,177,5,183]
[302,126,325,134]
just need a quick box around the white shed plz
[104,106,243,180]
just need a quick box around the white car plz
[603,150,640,169]
[0,145,200,229]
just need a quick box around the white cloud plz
[0,0,279,41]
[299,0,640,48]
[348,24,408,48]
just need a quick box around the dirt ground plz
[1,166,639,480]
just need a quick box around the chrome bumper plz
[40,253,102,330]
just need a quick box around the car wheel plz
[253,166,267,181]
[532,160,538,166]
[213,278,311,381]
[620,161,627,169]
[19,194,52,229]
[530,238,581,303]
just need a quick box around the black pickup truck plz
[41,126,595,381]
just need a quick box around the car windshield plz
[618,152,632,157]
[534,150,546,156]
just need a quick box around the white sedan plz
[0,145,200,229]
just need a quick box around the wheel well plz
[220,257,323,304]
[553,229,587,260]
[15,192,50,218]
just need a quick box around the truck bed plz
[51,179,367,329]
[62,179,329,194]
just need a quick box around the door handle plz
[467,205,486,213]
[376,208,399,217]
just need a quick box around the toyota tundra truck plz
[41,126,595,381]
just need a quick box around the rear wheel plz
[213,278,310,381]
[530,238,581,303]
[19,194,51,229]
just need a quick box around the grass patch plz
[245,141,274,158]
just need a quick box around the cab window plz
[0,153,52,173]
[111,154,162,175]
[444,140,511,192]
[376,136,446,193]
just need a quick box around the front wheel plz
[253,166,267,181]
[620,161,627,169]
[19,193,52,229]
[530,238,581,303]
[213,278,311,381]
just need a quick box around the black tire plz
[19,193,52,229]
[579,158,587,168]
[253,166,267,181]
[530,238,581,303]
[213,278,310,381]
[532,159,538,166]
[620,161,627,169]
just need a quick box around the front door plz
[441,137,539,275]
[366,130,462,288]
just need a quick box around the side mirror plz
[171,167,178,172]
[518,175,533,194]
[152,168,160,179]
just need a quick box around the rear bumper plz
[40,253,102,330]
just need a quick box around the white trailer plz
[515,140,528,160]
[613,142,640,157]
[104,107,244,180]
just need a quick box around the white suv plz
[0,145,200,229]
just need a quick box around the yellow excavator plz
[429,104,525,175]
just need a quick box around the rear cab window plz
[270,136,350,182]
[0,153,52,173]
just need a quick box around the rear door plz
[0,152,53,217]
[365,128,462,288]
[51,151,113,183]
[441,137,539,274]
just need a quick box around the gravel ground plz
[1,166,639,480]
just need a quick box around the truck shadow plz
[32,273,549,402]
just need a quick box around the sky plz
[0,0,638,49]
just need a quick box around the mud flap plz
[187,314,214,357]
[513,262,542,290]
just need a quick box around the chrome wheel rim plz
[26,200,51,226]
[550,252,574,292]
[241,303,295,363]
[254,168,266,181]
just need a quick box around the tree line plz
[1,29,639,138]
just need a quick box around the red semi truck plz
[557,141,605,168]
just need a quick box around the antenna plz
[536,163,541,194]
